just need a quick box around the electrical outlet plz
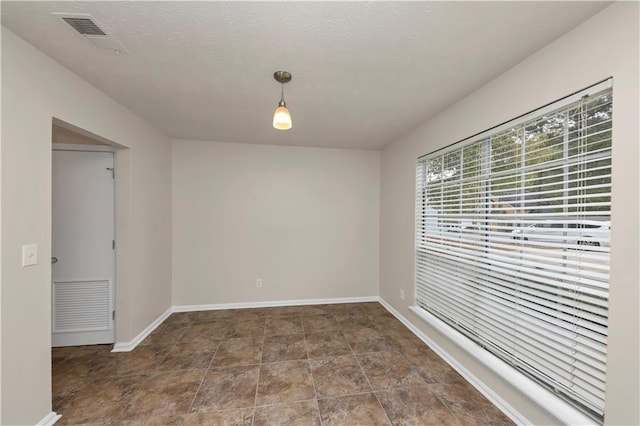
[256,278,263,288]
[400,289,405,301]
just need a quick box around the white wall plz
[380,3,639,425]
[172,140,379,306]
[1,28,172,424]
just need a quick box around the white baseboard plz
[36,411,61,425]
[377,298,530,426]
[172,295,379,313]
[111,307,172,352]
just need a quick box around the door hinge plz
[112,240,115,250]
[112,311,115,320]
[106,167,115,179]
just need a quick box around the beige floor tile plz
[262,334,307,363]
[182,408,254,425]
[256,360,315,406]
[158,340,219,371]
[265,316,304,336]
[122,370,205,418]
[179,322,228,342]
[310,355,371,398]
[429,383,514,425]
[305,331,352,358]
[58,375,147,424]
[357,351,429,390]
[190,365,259,412]
[302,314,339,333]
[211,337,262,367]
[113,344,174,376]
[253,400,321,426]
[189,309,234,323]
[317,393,391,425]
[376,385,461,425]
[224,318,266,338]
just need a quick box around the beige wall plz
[172,140,379,306]
[1,28,173,424]
[380,3,639,425]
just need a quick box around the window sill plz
[408,305,597,426]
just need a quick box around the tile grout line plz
[304,330,323,424]
[425,383,465,425]
[349,330,394,426]
[315,389,387,401]
[252,397,318,409]
[184,324,227,415]
[313,308,337,426]
[250,318,267,426]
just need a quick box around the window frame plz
[413,79,612,424]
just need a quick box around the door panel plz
[52,150,115,346]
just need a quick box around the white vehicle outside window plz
[511,220,610,247]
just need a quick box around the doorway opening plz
[50,119,133,416]
[51,121,119,347]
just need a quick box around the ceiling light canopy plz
[273,70,292,130]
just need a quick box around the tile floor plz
[52,302,514,425]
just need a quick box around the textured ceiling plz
[1,1,609,150]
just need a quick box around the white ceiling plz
[1,1,609,150]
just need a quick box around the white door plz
[52,150,115,346]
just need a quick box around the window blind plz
[415,80,612,422]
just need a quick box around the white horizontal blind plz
[415,80,612,422]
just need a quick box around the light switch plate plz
[22,244,38,267]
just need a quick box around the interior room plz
[1,2,638,425]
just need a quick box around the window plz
[415,80,612,422]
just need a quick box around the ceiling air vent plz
[52,12,128,54]
[61,17,107,36]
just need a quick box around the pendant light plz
[273,70,292,130]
